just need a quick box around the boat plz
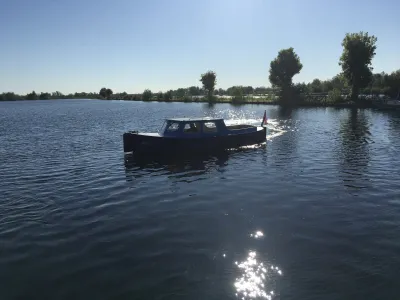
[123,112,267,154]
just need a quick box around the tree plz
[157,91,164,101]
[200,70,217,101]
[309,79,323,93]
[106,88,113,99]
[26,91,38,100]
[99,88,107,98]
[52,91,64,99]
[217,88,226,95]
[294,83,308,94]
[189,86,201,96]
[331,74,348,92]
[163,90,173,101]
[269,47,303,104]
[99,87,113,99]
[339,31,377,102]
[232,86,244,103]
[142,89,152,101]
[387,70,400,97]
[175,88,187,99]
[39,92,51,100]
[243,86,254,95]
[2,92,19,101]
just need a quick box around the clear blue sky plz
[1,0,399,94]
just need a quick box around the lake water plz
[1,99,400,300]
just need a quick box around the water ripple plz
[1,101,400,299]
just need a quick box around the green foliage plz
[174,88,187,99]
[0,92,20,101]
[200,70,217,101]
[231,86,244,103]
[163,90,173,102]
[254,86,274,95]
[39,92,51,100]
[269,47,303,105]
[182,95,192,102]
[269,47,303,89]
[339,31,377,101]
[99,87,113,99]
[106,88,113,98]
[387,70,400,97]
[26,91,38,100]
[293,83,307,95]
[216,88,226,95]
[142,89,152,101]
[52,91,64,99]
[157,91,164,101]
[99,88,107,98]
[327,88,344,103]
[309,79,323,93]
[188,86,202,96]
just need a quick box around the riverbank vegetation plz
[1,31,399,107]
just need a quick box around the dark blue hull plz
[123,127,266,155]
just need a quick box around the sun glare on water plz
[234,231,283,299]
[224,117,287,142]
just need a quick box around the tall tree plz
[99,88,107,98]
[339,31,377,102]
[200,70,217,101]
[269,47,303,104]
[106,88,113,99]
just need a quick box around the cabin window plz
[183,122,200,133]
[203,121,218,133]
[166,122,180,132]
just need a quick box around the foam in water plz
[224,118,287,141]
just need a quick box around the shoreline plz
[0,97,382,109]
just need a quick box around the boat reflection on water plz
[123,144,266,182]
[123,150,229,183]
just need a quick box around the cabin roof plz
[166,117,223,122]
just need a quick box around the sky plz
[1,0,399,94]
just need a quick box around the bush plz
[231,86,244,103]
[327,88,344,103]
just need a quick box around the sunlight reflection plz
[234,251,283,299]
[265,119,286,141]
[250,230,264,239]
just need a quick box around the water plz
[1,100,400,300]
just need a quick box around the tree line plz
[267,31,399,105]
[1,31,399,105]
[0,84,277,102]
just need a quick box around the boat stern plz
[123,131,139,153]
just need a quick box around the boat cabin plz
[159,117,258,137]
[159,117,226,137]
